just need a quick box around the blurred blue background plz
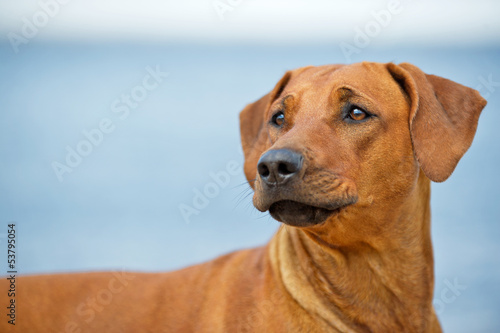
[0,1,499,332]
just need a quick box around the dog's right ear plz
[386,62,487,182]
[239,71,294,187]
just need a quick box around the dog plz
[1,62,486,332]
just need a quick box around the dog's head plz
[240,62,486,242]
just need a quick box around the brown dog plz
[1,62,486,332]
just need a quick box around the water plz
[1,42,499,332]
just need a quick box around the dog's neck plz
[268,174,440,333]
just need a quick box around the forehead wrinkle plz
[280,64,391,117]
[282,94,295,108]
[270,93,294,110]
[334,63,404,98]
[271,93,300,120]
[331,85,378,105]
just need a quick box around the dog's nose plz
[257,149,303,186]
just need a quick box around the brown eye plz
[272,111,285,127]
[348,107,368,121]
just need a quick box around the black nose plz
[257,149,303,186]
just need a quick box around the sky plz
[0,0,499,46]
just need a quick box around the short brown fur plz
[1,62,486,332]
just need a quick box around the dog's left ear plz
[387,62,487,182]
[239,71,293,187]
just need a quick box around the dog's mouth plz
[268,200,346,227]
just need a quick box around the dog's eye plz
[271,111,285,127]
[348,107,368,122]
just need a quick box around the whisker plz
[230,180,254,190]
[234,190,254,208]
[233,186,252,201]
[255,212,272,221]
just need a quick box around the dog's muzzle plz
[255,149,355,227]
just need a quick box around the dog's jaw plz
[267,173,440,333]
[252,167,359,227]
[268,200,346,227]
